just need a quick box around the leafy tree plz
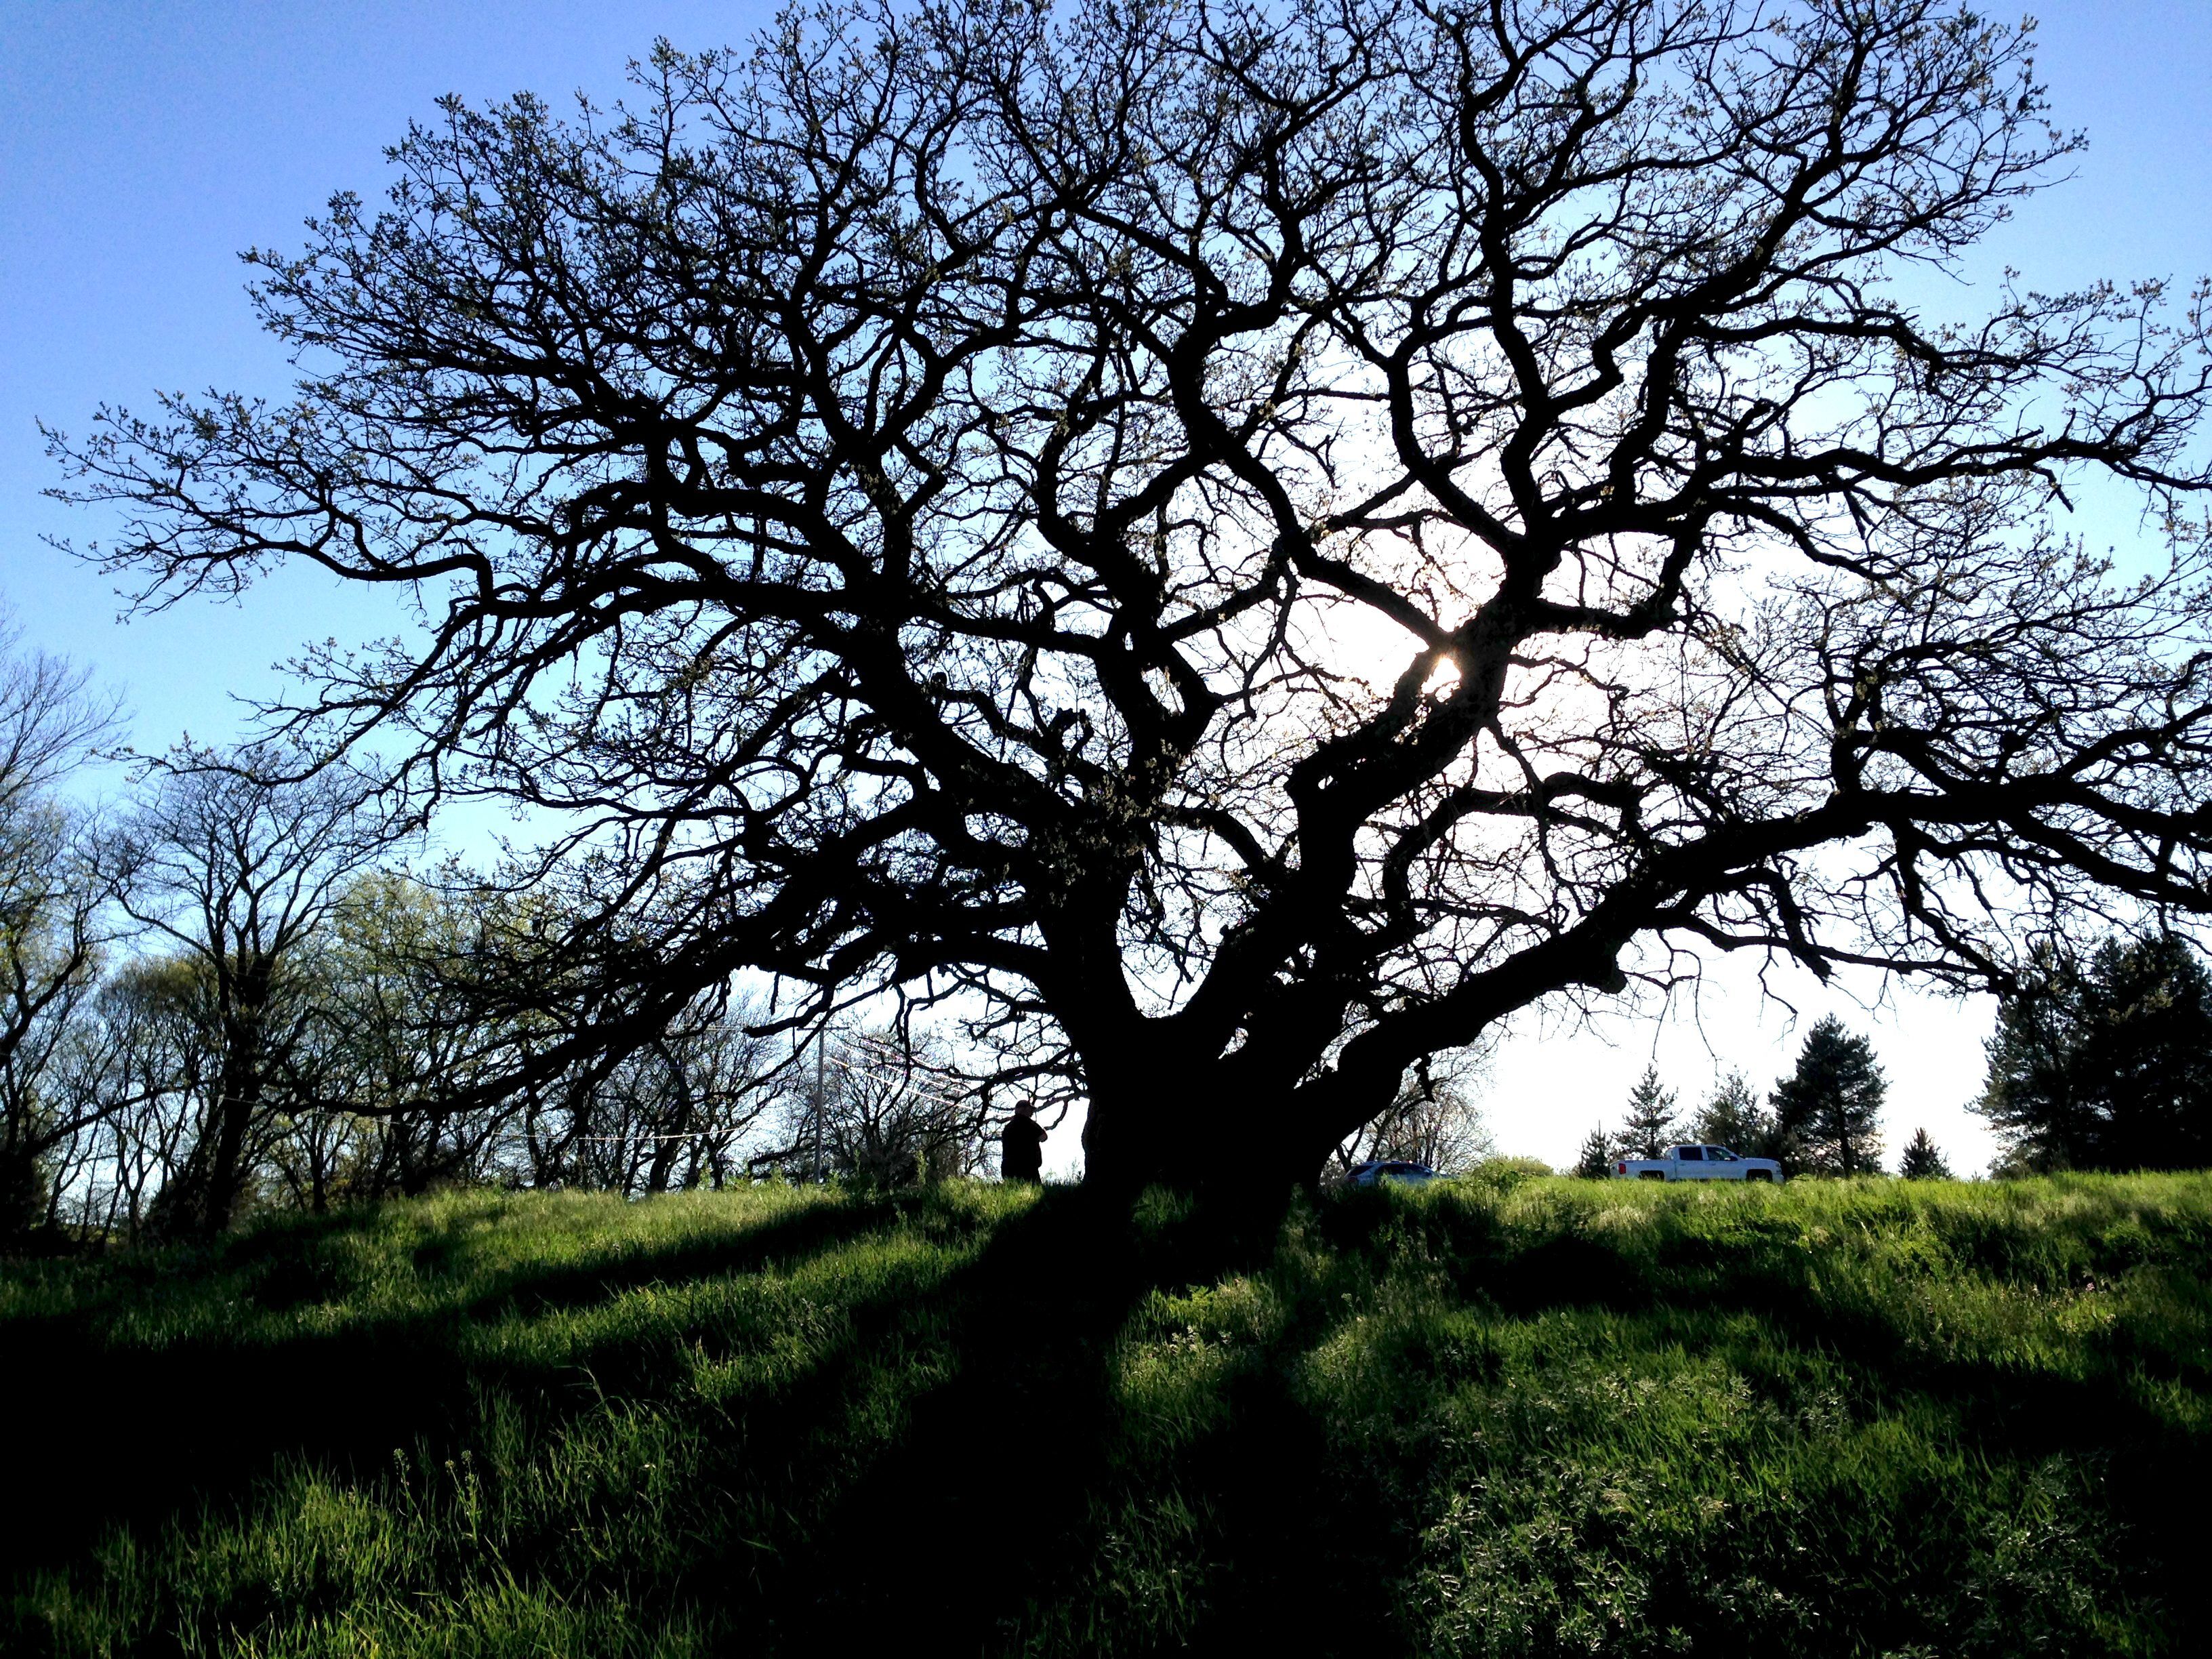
[1771,1017,1886,1176]
[1898,1128,1952,1181]
[1572,1127,1617,1181]
[48,858,802,1230]
[300,872,512,1202]
[56,0,2212,1193]
[290,872,613,1204]
[1692,1070,1776,1160]
[1975,934,2212,1172]
[1618,1066,1679,1160]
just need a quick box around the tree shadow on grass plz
[0,1192,920,1582]
[15,1183,2207,1656]
[7,1187,1309,1653]
[713,1185,1415,1658]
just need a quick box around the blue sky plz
[3,3,2208,1173]
[1,1,779,731]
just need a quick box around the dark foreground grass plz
[4,1172,2209,1656]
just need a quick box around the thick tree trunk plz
[154,1083,259,1239]
[1079,1059,1353,1200]
[1078,1086,1185,1197]
[197,1010,266,1231]
[147,979,271,1239]
[645,1090,691,1193]
[0,1134,47,1240]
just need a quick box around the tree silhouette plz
[1619,1065,1679,1159]
[0,622,121,1234]
[113,747,394,1235]
[54,0,2212,1191]
[1976,934,2212,1172]
[1572,1126,1616,1181]
[1771,1017,1886,1176]
[1898,1128,1952,1180]
[1692,1071,1775,1160]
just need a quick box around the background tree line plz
[1572,932,2212,1181]
[1572,1023,1899,1182]
[12,573,2211,1240]
[0,624,1015,1246]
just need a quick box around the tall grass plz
[5,1173,2207,1656]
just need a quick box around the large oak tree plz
[55,0,2212,1190]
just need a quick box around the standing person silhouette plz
[1000,1102,1046,1184]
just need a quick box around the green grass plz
[5,1172,2209,1656]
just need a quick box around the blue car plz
[1347,1159,1439,1188]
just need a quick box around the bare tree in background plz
[112,747,392,1235]
[57,958,222,1237]
[0,621,121,1234]
[55,0,2212,1194]
[1331,1048,1492,1174]
[558,997,790,1193]
[758,1026,986,1189]
[0,620,118,819]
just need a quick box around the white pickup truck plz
[1614,1143,1782,1183]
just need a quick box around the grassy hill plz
[5,1172,2209,1657]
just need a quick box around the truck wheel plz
[1745,1169,1773,1183]
[1639,1171,1666,1182]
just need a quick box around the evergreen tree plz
[1898,1128,1952,1180]
[1770,1018,1886,1176]
[1693,1070,1775,1158]
[1977,934,2212,1172]
[1619,1067,1679,1159]
[1573,1126,1616,1180]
